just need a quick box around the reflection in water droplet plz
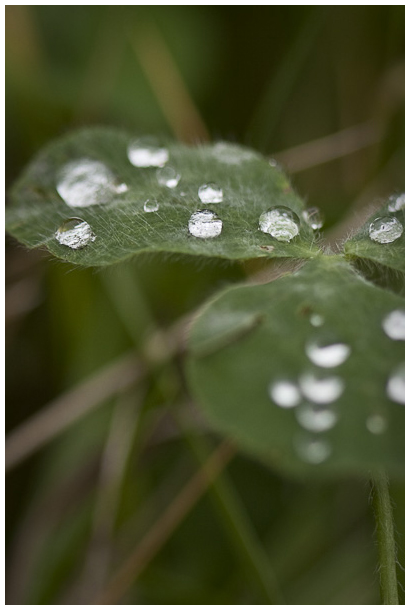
[299,372,344,404]
[128,136,169,168]
[57,159,118,208]
[144,199,159,213]
[382,309,405,341]
[259,206,300,242]
[386,363,405,404]
[188,209,223,238]
[269,380,301,408]
[387,193,405,212]
[156,166,180,188]
[302,207,324,230]
[198,183,223,204]
[310,313,324,327]
[366,414,388,435]
[368,216,403,244]
[306,336,351,368]
[55,218,96,249]
[212,142,258,165]
[295,403,338,432]
[294,435,332,464]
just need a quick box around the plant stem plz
[371,471,399,605]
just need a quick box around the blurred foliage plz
[6,5,404,604]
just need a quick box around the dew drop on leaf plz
[305,336,351,368]
[258,206,300,242]
[386,363,405,404]
[55,218,96,249]
[127,136,169,168]
[156,165,181,188]
[188,209,223,238]
[211,142,257,165]
[309,313,324,327]
[299,371,345,404]
[387,193,405,213]
[269,380,301,408]
[294,434,332,464]
[198,183,223,204]
[57,159,118,208]
[382,309,405,341]
[144,199,159,213]
[366,414,388,435]
[368,216,403,244]
[295,403,338,432]
[302,207,324,230]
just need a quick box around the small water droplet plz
[57,159,118,208]
[269,158,278,168]
[198,183,223,204]
[212,142,258,164]
[382,309,405,341]
[294,434,332,464]
[310,313,324,327]
[386,363,405,404]
[128,136,169,168]
[306,336,351,368]
[55,218,96,249]
[259,206,300,242]
[299,371,344,404]
[156,166,181,188]
[115,183,128,194]
[387,193,405,212]
[295,403,338,432]
[180,191,187,196]
[269,380,301,408]
[188,209,223,238]
[368,216,403,244]
[366,414,388,435]
[144,199,159,213]
[302,207,324,230]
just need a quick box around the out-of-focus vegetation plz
[6,5,404,604]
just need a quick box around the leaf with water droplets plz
[186,258,404,478]
[344,197,405,274]
[5,127,320,267]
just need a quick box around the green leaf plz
[186,258,404,479]
[6,127,320,267]
[344,196,404,273]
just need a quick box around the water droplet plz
[386,363,405,404]
[57,159,118,208]
[310,314,324,327]
[115,183,128,194]
[269,158,279,168]
[211,142,258,165]
[198,183,223,204]
[156,166,181,188]
[366,414,388,435]
[368,216,403,244]
[259,245,275,252]
[188,209,223,238]
[299,371,344,404]
[128,136,169,168]
[269,380,301,408]
[144,199,159,213]
[387,193,405,212]
[55,218,96,249]
[305,336,351,368]
[302,207,324,230]
[259,206,300,242]
[295,403,338,432]
[382,309,405,341]
[294,435,332,464]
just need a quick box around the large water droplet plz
[188,209,223,238]
[368,216,403,244]
[198,183,223,204]
[386,363,405,404]
[302,207,324,230]
[310,313,324,327]
[156,166,180,188]
[259,206,300,242]
[382,309,405,341]
[57,159,118,208]
[55,218,96,249]
[387,193,405,212]
[294,435,332,464]
[295,403,338,432]
[269,380,301,408]
[128,136,169,168]
[144,199,159,213]
[305,336,351,368]
[299,371,344,404]
[366,414,388,435]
